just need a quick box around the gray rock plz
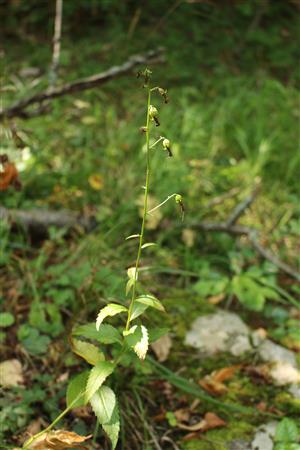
[258,340,297,366]
[251,421,278,450]
[185,310,300,385]
[230,439,251,450]
[185,311,251,356]
[289,384,300,399]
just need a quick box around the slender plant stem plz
[22,392,84,449]
[147,193,177,214]
[125,88,151,330]
[93,420,100,443]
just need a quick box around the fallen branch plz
[0,206,96,232]
[191,221,300,282]
[188,187,300,282]
[0,48,165,120]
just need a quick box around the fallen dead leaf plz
[199,365,241,396]
[26,430,92,450]
[179,412,226,433]
[151,334,172,362]
[0,359,24,387]
[182,228,196,247]
[208,293,225,305]
[174,408,191,423]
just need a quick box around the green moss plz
[182,420,254,450]
[275,392,300,416]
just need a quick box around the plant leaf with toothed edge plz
[103,400,120,450]
[66,371,89,408]
[90,385,116,424]
[96,304,127,330]
[136,294,165,312]
[134,325,149,360]
[73,323,122,344]
[85,361,114,403]
[123,325,143,347]
[71,338,105,365]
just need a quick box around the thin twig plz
[0,48,165,120]
[49,0,63,87]
[189,224,300,283]
[226,186,259,226]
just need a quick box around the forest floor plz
[1,3,300,449]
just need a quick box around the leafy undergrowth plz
[1,1,300,449]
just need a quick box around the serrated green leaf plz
[85,361,114,403]
[123,325,143,347]
[90,385,116,424]
[96,304,127,330]
[130,302,148,321]
[71,338,105,365]
[275,418,299,443]
[103,400,120,450]
[73,323,122,344]
[136,295,165,312]
[66,371,89,408]
[134,325,148,360]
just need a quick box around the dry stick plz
[49,0,63,88]
[226,187,259,226]
[0,206,95,231]
[0,48,165,120]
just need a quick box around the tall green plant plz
[23,69,183,450]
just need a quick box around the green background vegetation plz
[0,1,299,448]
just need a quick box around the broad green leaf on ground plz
[134,325,149,360]
[130,302,148,321]
[231,275,265,311]
[71,338,105,365]
[66,371,89,408]
[275,444,300,450]
[73,323,122,344]
[96,304,127,330]
[103,400,120,450]
[135,295,165,312]
[85,361,114,402]
[275,418,299,443]
[0,312,15,327]
[90,385,116,424]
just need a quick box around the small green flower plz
[149,105,160,126]
[162,138,172,157]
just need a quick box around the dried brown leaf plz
[199,365,241,395]
[27,430,92,450]
[178,412,226,433]
[0,359,24,387]
[151,335,172,362]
